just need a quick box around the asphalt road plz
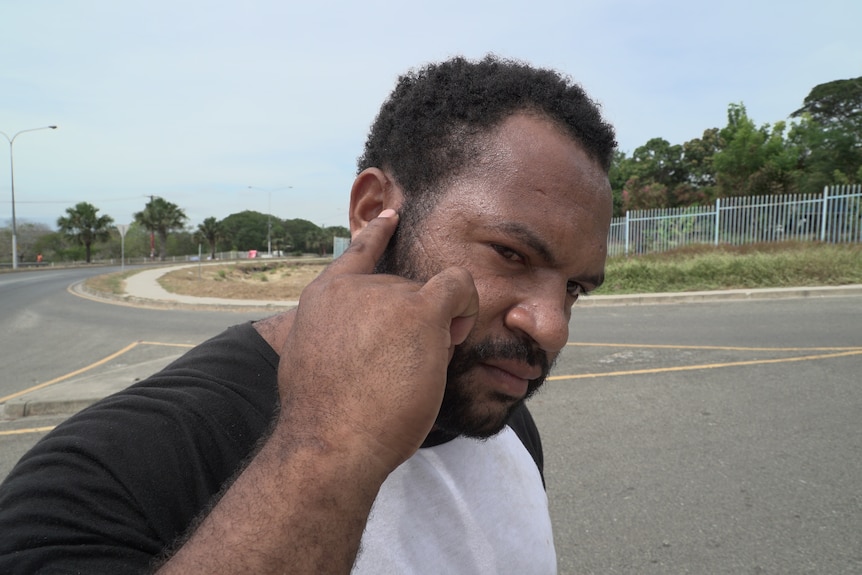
[533,298,862,574]
[0,266,269,397]
[1,268,861,574]
[0,266,270,484]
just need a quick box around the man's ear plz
[349,168,404,240]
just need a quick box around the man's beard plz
[437,335,554,439]
[375,213,553,439]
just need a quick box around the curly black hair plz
[357,54,617,204]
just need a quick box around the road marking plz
[0,341,142,404]
[567,342,862,352]
[139,341,196,349]
[550,348,862,381]
[0,341,194,404]
[0,426,56,437]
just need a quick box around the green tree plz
[304,227,328,256]
[219,211,269,252]
[608,150,633,216]
[614,138,690,210]
[630,138,687,190]
[133,197,188,261]
[56,202,115,263]
[33,229,65,262]
[790,78,862,194]
[311,225,351,256]
[713,104,799,197]
[791,77,862,131]
[327,225,350,239]
[272,230,293,256]
[680,127,722,192]
[622,177,668,211]
[167,229,197,257]
[196,217,222,259]
[122,222,155,259]
[283,218,321,254]
[12,222,54,263]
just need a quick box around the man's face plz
[380,113,612,439]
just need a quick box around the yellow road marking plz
[0,426,56,437]
[139,341,196,349]
[0,340,194,405]
[3,339,859,405]
[549,349,862,381]
[567,342,862,352]
[0,341,142,404]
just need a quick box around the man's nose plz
[503,289,570,354]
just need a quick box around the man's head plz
[350,55,616,439]
[357,54,616,205]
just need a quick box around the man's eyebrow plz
[491,222,558,267]
[491,221,606,288]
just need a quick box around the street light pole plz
[248,185,292,257]
[1,125,58,269]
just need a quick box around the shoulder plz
[507,403,545,486]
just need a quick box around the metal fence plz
[608,185,862,257]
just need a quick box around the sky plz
[3,0,861,231]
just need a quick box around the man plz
[0,55,616,573]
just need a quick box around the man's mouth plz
[480,359,543,399]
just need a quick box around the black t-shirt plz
[0,322,543,573]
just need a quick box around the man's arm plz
[157,209,479,574]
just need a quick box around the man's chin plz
[434,395,524,440]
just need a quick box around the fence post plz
[714,198,721,246]
[820,186,829,242]
[624,211,630,256]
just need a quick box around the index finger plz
[324,209,399,276]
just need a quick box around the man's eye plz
[492,245,523,263]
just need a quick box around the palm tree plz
[134,197,188,261]
[273,231,293,257]
[304,227,329,256]
[56,202,114,263]
[196,217,221,260]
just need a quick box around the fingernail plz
[379,208,397,218]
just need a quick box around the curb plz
[71,280,299,312]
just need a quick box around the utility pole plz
[148,195,156,260]
[0,125,58,269]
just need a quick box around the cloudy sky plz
[3,0,860,230]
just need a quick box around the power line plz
[1,196,146,205]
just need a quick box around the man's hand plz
[277,209,479,474]
[158,210,478,574]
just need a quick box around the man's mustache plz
[453,337,553,382]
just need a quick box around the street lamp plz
[0,125,58,269]
[248,185,292,257]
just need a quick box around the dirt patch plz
[157,262,326,300]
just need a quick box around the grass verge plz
[594,242,862,295]
[84,269,139,296]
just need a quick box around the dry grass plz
[594,241,862,294]
[85,269,139,296]
[156,262,326,300]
